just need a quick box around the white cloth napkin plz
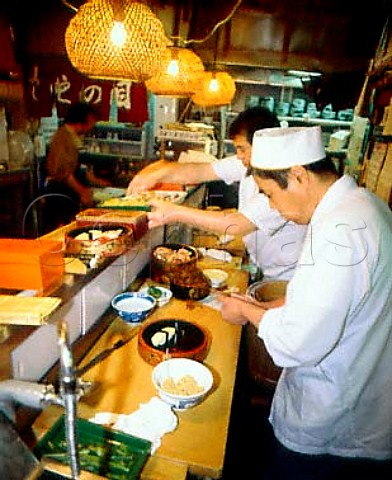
[89,396,178,454]
[217,234,235,245]
[198,248,232,263]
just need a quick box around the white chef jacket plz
[259,175,392,460]
[212,156,306,280]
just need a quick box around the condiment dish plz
[139,285,173,307]
[202,268,229,288]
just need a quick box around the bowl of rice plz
[111,292,156,323]
[152,358,213,410]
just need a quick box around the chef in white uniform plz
[219,126,392,479]
[128,107,306,281]
[211,154,304,280]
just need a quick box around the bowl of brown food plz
[151,244,198,283]
[169,267,210,301]
[152,358,213,410]
[246,280,289,302]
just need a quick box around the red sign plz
[24,55,149,125]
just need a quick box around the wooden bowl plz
[65,224,133,258]
[245,280,289,393]
[138,318,210,366]
[151,244,198,283]
[246,280,288,302]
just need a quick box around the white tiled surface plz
[11,294,82,381]
[82,261,124,334]
[11,323,58,381]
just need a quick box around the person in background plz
[219,126,392,479]
[43,101,111,231]
[127,107,307,282]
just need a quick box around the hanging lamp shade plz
[192,71,236,107]
[65,0,168,82]
[145,46,205,97]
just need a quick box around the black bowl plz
[138,318,210,365]
[170,280,210,301]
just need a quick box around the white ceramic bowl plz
[202,268,229,288]
[139,285,173,307]
[152,358,213,410]
[111,292,156,323]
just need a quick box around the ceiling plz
[0,0,390,100]
[3,0,389,73]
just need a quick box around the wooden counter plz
[32,264,248,480]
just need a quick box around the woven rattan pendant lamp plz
[192,22,236,108]
[192,70,236,107]
[145,45,205,97]
[64,0,168,82]
[146,0,242,98]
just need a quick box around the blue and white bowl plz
[152,358,213,410]
[111,292,156,323]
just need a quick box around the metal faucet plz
[0,319,92,480]
[56,319,90,479]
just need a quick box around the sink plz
[0,412,40,480]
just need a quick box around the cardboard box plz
[0,239,64,292]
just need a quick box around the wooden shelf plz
[278,116,352,128]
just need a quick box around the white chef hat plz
[251,126,326,170]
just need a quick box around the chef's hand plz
[127,160,168,195]
[218,294,266,327]
[147,198,179,229]
[127,173,155,195]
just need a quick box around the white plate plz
[203,269,229,288]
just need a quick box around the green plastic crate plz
[34,415,152,480]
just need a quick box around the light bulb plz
[110,21,127,47]
[167,59,180,76]
[209,77,219,92]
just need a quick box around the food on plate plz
[161,374,204,396]
[151,326,176,347]
[151,244,198,284]
[153,246,193,264]
[74,228,123,241]
[151,331,167,347]
[162,326,176,338]
[100,191,186,208]
[100,195,149,208]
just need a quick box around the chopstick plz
[76,326,140,376]
[213,289,262,307]
[228,292,263,306]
